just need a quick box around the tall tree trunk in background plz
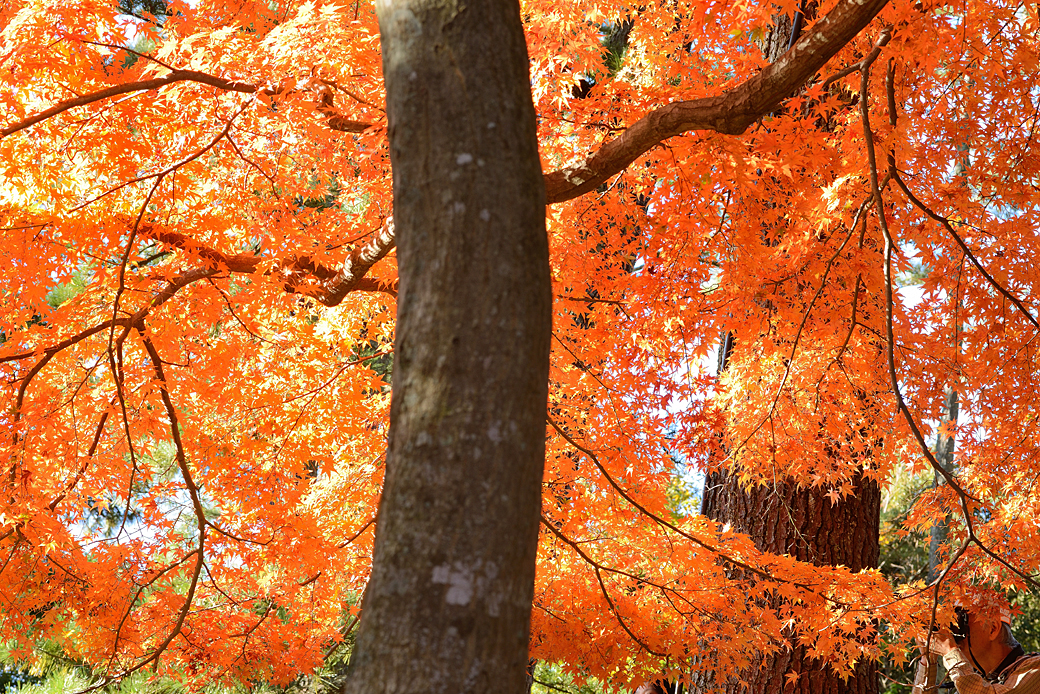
[927,385,958,582]
[926,154,967,586]
[693,12,881,694]
[698,468,880,693]
[342,0,551,692]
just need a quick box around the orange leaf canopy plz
[1,0,1038,686]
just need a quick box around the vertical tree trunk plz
[692,12,881,694]
[342,0,551,692]
[698,470,880,693]
[927,385,958,582]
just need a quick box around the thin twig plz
[892,173,1039,329]
[546,415,838,599]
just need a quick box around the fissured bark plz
[697,470,880,693]
[691,14,881,694]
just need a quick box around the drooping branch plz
[860,30,973,506]
[542,0,891,203]
[861,35,1040,595]
[892,173,1040,329]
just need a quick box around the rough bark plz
[697,471,880,694]
[341,0,551,692]
[691,12,881,694]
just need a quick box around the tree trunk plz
[692,12,881,694]
[342,0,551,692]
[697,470,880,693]
[927,385,958,583]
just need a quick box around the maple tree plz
[2,0,1040,691]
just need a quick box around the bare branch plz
[0,268,215,366]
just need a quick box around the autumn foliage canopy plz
[1,0,1039,687]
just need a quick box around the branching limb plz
[861,30,974,505]
[542,0,891,202]
[104,548,201,673]
[885,63,1022,341]
[2,266,216,505]
[546,415,836,599]
[106,176,169,541]
[594,565,666,658]
[541,516,667,657]
[134,330,206,670]
[141,219,397,301]
[540,515,696,605]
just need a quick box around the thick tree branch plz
[10,0,888,206]
[9,1,887,215]
[319,217,398,304]
[543,0,891,203]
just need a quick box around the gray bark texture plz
[927,385,958,583]
[342,0,551,692]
